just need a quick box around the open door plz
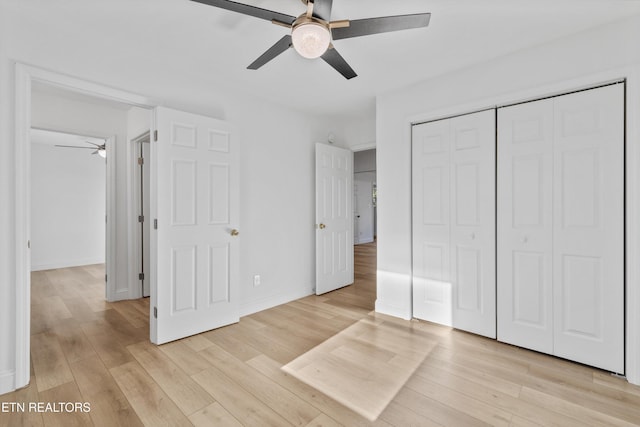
[150,106,239,344]
[315,143,354,295]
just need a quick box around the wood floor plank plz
[0,376,44,427]
[158,340,213,376]
[188,402,243,427]
[199,343,321,426]
[50,322,96,364]
[247,354,392,427]
[69,355,144,427]
[110,361,192,427]
[30,331,74,392]
[127,342,214,416]
[192,366,294,427]
[37,381,93,427]
[304,413,344,427]
[519,386,638,427]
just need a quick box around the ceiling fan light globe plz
[98,149,106,158]
[292,22,331,59]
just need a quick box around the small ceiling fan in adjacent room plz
[55,141,106,158]
[191,0,431,79]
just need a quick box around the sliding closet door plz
[497,99,554,354]
[552,85,624,373]
[413,110,496,338]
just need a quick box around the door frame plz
[129,130,152,299]
[404,67,640,385]
[13,63,154,390]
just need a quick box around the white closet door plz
[497,99,554,354]
[552,85,624,373]
[450,111,496,338]
[412,119,452,325]
[412,110,496,337]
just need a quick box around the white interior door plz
[151,106,239,344]
[354,172,375,244]
[412,110,496,338]
[142,140,151,297]
[412,119,451,324]
[497,99,554,354]
[450,111,496,338]
[498,84,624,373]
[552,85,624,373]
[316,143,354,295]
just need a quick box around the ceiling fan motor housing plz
[291,15,331,59]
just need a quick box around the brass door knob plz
[230,229,239,236]
[318,223,326,229]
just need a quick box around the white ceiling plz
[10,0,640,119]
[30,128,106,148]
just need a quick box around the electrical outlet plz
[253,275,261,287]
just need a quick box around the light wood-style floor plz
[2,241,640,426]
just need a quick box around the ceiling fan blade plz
[247,35,292,70]
[84,141,103,148]
[190,0,296,25]
[321,46,357,80]
[332,13,431,40]
[54,145,96,149]
[91,150,99,155]
[311,0,333,21]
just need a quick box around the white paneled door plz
[497,98,555,354]
[151,107,239,344]
[498,84,624,373]
[316,143,354,295]
[412,110,496,338]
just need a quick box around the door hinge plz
[105,274,107,282]
[139,272,145,280]
[154,219,158,229]
[137,157,144,165]
[138,215,144,223]
[153,130,158,142]
[153,307,157,318]
[27,240,30,249]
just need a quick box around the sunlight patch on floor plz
[282,315,437,421]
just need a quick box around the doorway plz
[352,148,377,307]
[132,131,151,298]
[353,149,376,245]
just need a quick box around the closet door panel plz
[552,84,624,373]
[450,110,496,338]
[412,120,452,325]
[497,99,554,353]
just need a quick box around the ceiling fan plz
[55,141,106,158]
[191,0,431,79]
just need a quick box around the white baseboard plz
[31,258,105,271]
[375,299,412,320]
[0,370,15,395]
[239,287,314,318]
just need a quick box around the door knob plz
[470,232,476,240]
[230,229,239,236]
[318,223,326,229]
[521,236,528,243]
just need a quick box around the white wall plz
[376,13,640,320]
[31,141,105,270]
[354,149,376,173]
[0,3,351,393]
